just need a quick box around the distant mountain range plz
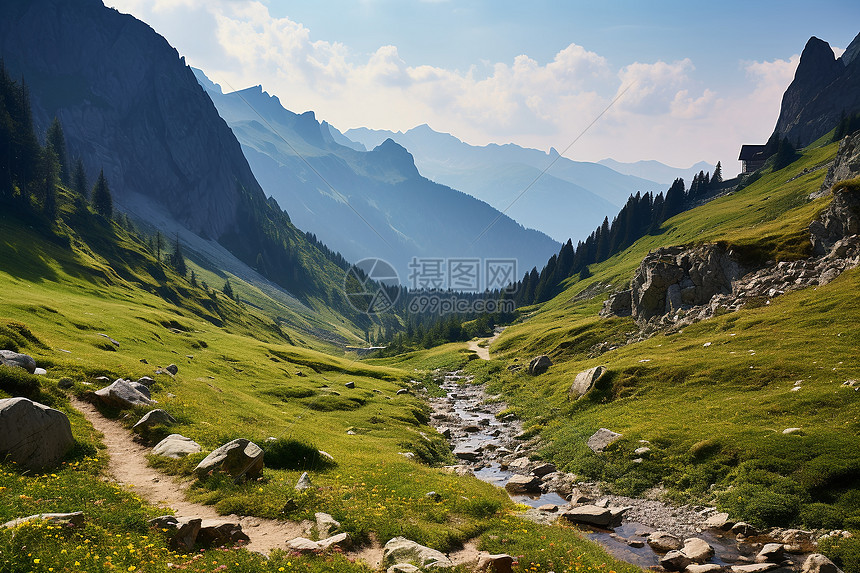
[343,125,706,243]
[194,71,561,281]
[596,158,715,187]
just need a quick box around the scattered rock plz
[295,471,312,491]
[96,333,120,347]
[730,564,778,573]
[660,550,694,571]
[129,382,151,399]
[538,504,558,512]
[194,439,264,481]
[33,367,47,376]
[504,474,541,494]
[197,519,250,546]
[0,350,37,374]
[396,389,410,395]
[344,381,355,389]
[388,565,421,573]
[58,377,74,389]
[317,532,352,551]
[93,379,154,409]
[136,376,156,387]
[315,512,340,538]
[0,397,74,471]
[705,512,733,530]
[586,428,623,452]
[686,565,724,573]
[454,449,480,461]
[152,434,202,459]
[682,537,715,563]
[627,539,645,548]
[476,553,514,573]
[634,446,651,455]
[560,505,614,527]
[165,364,179,375]
[782,427,804,435]
[425,491,442,502]
[731,522,759,537]
[569,366,606,400]
[647,531,683,552]
[286,537,321,554]
[150,516,201,551]
[132,409,176,432]
[528,355,553,376]
[381,536,453,569]
[755,544,785,564]
[802,553,843,573]
[3,511,84,529]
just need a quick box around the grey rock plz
[33,367,47,376]
[647,531,683,552]
[153,434,202,459]
[600,289,632,318]
[586,428,623,452]
[683,538,715,563]
[317,532,352,550]
[94,379,154,409]
[286,537,321,553]
[476,553,514,573]
[569,366,606,400]
[816,126,860,200]
[531,462,557,477]
[197,519,250,546]
[802,554,843,573]
[382,536,453,569]
[560,505,614,527]
[194,438,264,481]
[132,409,176,432]
[686,565,724,573]
[504,474,541,494]
[705,512,733,530]
[295,471,312,490]
[810,181,860,255]
[136,376,156,387]
[755,543,785,564]
[0,350,36,374]
[730,564,778,573]
[0,397,74,471]
[731,522,759,537]
[344,381,355,389]
[528,355,553,376]
[315,512,340,538]
[661,550,694,571]
[165,364,179,375]
[3,511,84,529]
[454,449,480,461]
[129,381,151,399]
[149,516,202,551]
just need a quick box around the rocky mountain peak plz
[369,138,420,179]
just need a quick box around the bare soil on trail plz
[70,397,486,567]
[467,327,505,361]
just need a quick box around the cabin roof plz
[738,144,767,160]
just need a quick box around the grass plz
[470,142,860,540]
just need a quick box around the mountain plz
[596,158,715,186]
[344,124,666,243]
[0,0,364,327]
[773,32,860,147]
[194,71,561,281]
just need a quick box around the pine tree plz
[91,168,113,218]
[222,278,234,300]
[39,144,59,220]
[712,161,723,185]
[190,270,198,288]
[155,231,164,263]
[46,117,69,184]
[71,158,87,197]
[171,233,187,276]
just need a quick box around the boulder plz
[344,381,355,389]
[0,397,74,470]
[3,511,84,529]
[33,367,47,376]
[149,516,202,551]
[661,550,694,571]
[152,434,202,459]
[647,531,683,552]
[315,512,340,538]
[705,512,733,530]
[683,538,715,563]
[136,376,156,387]
[129,381,151,399]
[528,355,553,376]
[599,290,632,318]
[0,350,37,374]
[802,554,843,573]
[194,439,264,481]
[317,532,352,551]
[686,565,724,573]
[132,409,176,432]
[730,564,778,573]
[295,471,312,490]
[504,474,541,494]
[569,366,606,400]
[382,536,453,569]
[166,364,179,375]
[197,519,250,546]
[560,505,613,527]
[286,537,321,553]
[476,553,514,573]
[454,449,480,461]
[93,379,153,409]
[531,462,557,477]
[586,428,623,453]
[731,522,759,537]
[755,544,785,564]
[816,130,860,199]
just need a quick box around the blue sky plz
[110,0,859,170]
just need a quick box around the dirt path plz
[71,397,307,555]
[71,397,486,567]
[467,327,505,361]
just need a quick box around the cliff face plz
[0,0,265,240]
[773,33,860,147]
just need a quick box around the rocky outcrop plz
[810,184,860,255]
[773,33,860,148]
[802,554,843,573]
[382,537,453,569]
[194,439,264,481]
[476,553,514,573]
[815,131,860,199]
[0,350,37,374]
[93,379,154,409]
[0,397,74,471]
[149,515,248,550]
[3,511,84,529]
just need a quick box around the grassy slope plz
[0,200,638,572]
[475,141,860,533]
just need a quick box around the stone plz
[315,512,340,538]
[647,531,683,552]
[600,289,632,318]
[0,397,74,471]
[730,564,778,573]
[731,522,759,537]
[194,439,264,481]
[136,376,156,387]
[425,491,442,502]
[197,519,250,546]
[396,389,410,395]
[317,532,352,550]
[166,364,179,375]
[538,504,558,512]
[586,428,623,452]
[802,554,843,573]
[150,516,201,551]
[382,536,453,569]
[0,350,37,373]
[810,182,860,255]
[528,355,553,376]
[388,565,421,573]
[132,409,176,432]
[286,537,321,553]
[58,377,74,389]
[3,511,84,529]
[755,544,785,564]
[661,550,694,571]
[504,474,541,493]
[344,381,355,389]
[569,366,606,400]
[634,446,651,455]
[683,538,715,563]
[816,130,860,199]
[560,505,614,527]
[476,553,514,573]
[705,512,733,530]
[129,381,151,399]
[686,565,724,573]
[782,427,804,435]
[295,471,312,490]
[93,379,154,409]
[628,540,645,548]
[33,367,47,376]
[454,449,480,461]
[153,434,202,459]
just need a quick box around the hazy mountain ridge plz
[597,158,716,186]
[195,71,561,280]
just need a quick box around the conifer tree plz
[223,278,235,300]
[155,231,164,263]
[39,144,59,220]
[91,168,113,218]
[46,117,69,184]
[171,233,187,276]
[712,161,723,185]
[71,158,87,198]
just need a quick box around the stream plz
[429,370,809,571]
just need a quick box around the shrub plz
[716,483,801,527]
[800,502,845,530]
[0,365,41,400]
[819,534,860,573]
[260,437,335,471]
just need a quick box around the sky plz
[108,0,860,171]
